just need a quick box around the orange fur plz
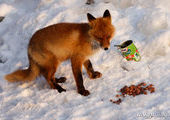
[5,10,115,96]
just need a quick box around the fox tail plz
[5,57,39,82]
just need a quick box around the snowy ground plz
[0,0,170,120]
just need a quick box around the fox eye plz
[97,37,103,40]
[95,36,103,40]
[107,35,111,39]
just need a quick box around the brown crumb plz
[110,98,122,104]
[115,94,121,97]
[110,82,155,105]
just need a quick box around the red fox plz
[5,10,115,96]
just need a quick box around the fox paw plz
[55,77,67,83]
[90,71,102,79]
[51,85,66,93]
[57,87,66,93]
[52,82,66,93]
[78,89,90,96]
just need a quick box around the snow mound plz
[144,30,170,57]
[0,4,15,16]
[137,9,168,36]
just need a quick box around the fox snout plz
[101,40,110,51]
[104,47,108,51]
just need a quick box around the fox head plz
[87,10,115,50]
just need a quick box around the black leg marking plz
[55,77,67,83]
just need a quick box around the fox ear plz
[103,9,111,18]
[87,13,96,22]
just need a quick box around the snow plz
[0,0,170,120]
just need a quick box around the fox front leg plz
[84,59,102,79]
[71,57,90,96]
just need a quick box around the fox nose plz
[104,47,108,51]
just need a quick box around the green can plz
[115,40,141,62]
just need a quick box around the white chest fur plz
[91,40,101,51]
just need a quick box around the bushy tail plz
[5,57,40,82]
